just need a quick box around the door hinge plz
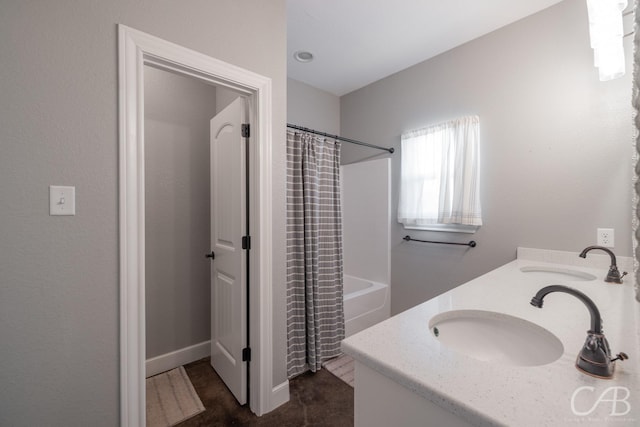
[241,123,250,138]
[242,235,251,250]
[242,347,251,362]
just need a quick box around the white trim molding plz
[118,24,282,426]
[145,341,211,378]
[271,381,291,410]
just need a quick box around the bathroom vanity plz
[342,248,640,426]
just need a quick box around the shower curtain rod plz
[287,123,395,154]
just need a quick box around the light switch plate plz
[49,185,75,216]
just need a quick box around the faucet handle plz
[611,352,628,363]
[606,266,627,284]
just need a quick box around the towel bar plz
[403,235,476,248]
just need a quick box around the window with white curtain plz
[397,115,482,232]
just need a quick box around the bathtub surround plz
[340,0,633,314]
[343,276,391,337]
[340,159,392,337]
[286,130,346,378]
[341,159,391,285]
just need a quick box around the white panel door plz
[210,97,247,404]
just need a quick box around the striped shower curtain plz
[286,130,345,378]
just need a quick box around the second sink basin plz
[429,310,563,367]
[519,265,596,281]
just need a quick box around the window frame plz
[397,116,482,233]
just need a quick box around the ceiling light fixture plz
[586,0,628,81]
[293,51,314,63]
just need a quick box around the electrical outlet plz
[597,228,614,247]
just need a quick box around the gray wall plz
[340,0,634,314]
[0,1,286,425]
[217,85,242,113]
[144,68,241,361]
[144,66,218,359]
[287,78,340,134]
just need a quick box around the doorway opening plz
[118,25,279,426]
[143,66,249,405]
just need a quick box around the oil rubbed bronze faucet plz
[530,285,627,379]
[579,245,627,284]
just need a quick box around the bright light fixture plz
[586,0,628,81]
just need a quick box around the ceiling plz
[287,0,566,96]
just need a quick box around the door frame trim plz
[118,25,276,425]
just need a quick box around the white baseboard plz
[270,380,290,411]
[145,340,211,378]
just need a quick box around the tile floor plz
[176,357,354,426]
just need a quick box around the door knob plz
[205,251,215,259]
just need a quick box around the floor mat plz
[322,354,355,387]
[146,366,205,426]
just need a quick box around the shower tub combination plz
[343,275,390,337]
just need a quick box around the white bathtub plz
[343,275,390,337]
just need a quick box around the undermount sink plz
[429,310,563,367]
[519,266,597,281]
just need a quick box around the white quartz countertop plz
[342,248,640,426]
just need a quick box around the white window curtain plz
[398,116,482,228]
